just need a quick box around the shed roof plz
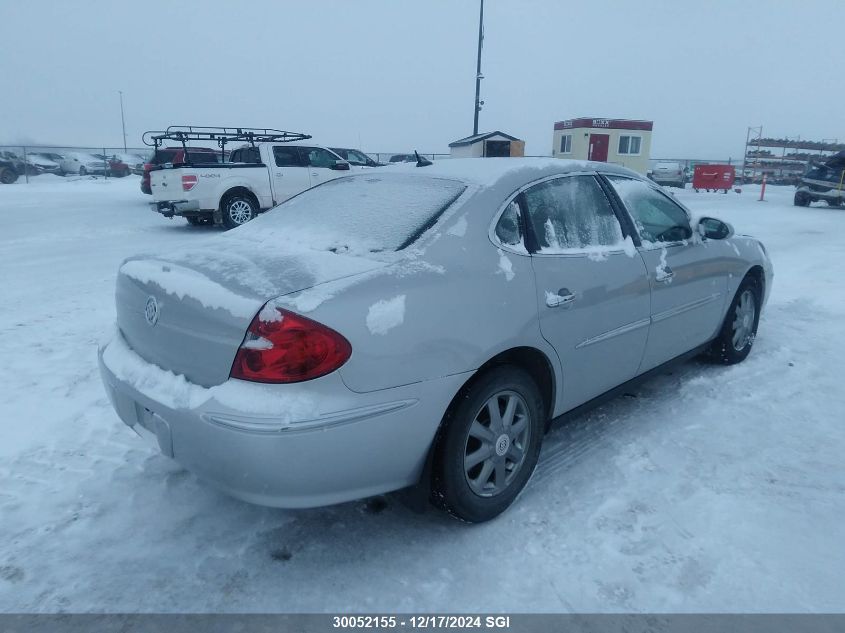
[448,131,522,147]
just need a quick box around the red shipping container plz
[693,164,735,192]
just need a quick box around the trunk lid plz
[115,240,385,387]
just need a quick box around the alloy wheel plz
[732,289,756,351]
[227,200,253,225]
[463,390,531,497]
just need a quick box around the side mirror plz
[330,160,351,171]
[697,217,733,240]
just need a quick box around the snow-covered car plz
[60,152,110,176]
[0,156,20,184]
[149,142,353,228]
[21,153,61,175]
[115,153,146,175]
[329,147,383,167]
[99,158,773,522]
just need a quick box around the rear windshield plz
[152,149,221,165]
[233,174,466,252]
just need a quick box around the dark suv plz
[140,147,222,194]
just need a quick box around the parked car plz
[60,152,110,176]
[0,156,19,184]
[0,151,27,177]
[30,152,67,175]
[115,153,147,175]
[329,147,383,167]
[389,153,417,163]
[140,146,222,195]
[94,154,131,177]
[149,143,351,228]
[650,161,686,188]
[99,158,773,522]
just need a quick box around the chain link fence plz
[0,145,151,184]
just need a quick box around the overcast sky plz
[2,0,843,159]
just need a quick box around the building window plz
[559,134,572,154]
[618,135,642,155]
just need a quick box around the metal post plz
[119,91,127,152]
[22,145,29,184]
[472,0,484,135]
[103,147,108,179]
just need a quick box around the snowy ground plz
[1,175,844,613]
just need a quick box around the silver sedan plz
[99,158,773,522]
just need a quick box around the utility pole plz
[118,90,127,151]
[472,0,484,135]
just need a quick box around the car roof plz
[382,157,640,187]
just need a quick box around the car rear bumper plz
[98,332,468,508]
[151,200,201,217]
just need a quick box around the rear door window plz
[273,146,304,167]
[522,176,626,252]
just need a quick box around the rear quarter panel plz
[273,190,558,394]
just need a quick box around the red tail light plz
[230,306,351,383]
[143,163,153,172]
[181,174,198,191]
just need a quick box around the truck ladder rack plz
[142,126,312,156]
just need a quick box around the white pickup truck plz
[150,143,355,228]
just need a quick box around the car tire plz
[221,193,257,229]
[707,275,761,365]
[79,166,87,176]
[794,191,810,207]
[825,200,842,208]
[431,365,545,523]
[0,167,18,184]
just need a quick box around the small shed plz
[448,131,525,158]
[552,117,653,175]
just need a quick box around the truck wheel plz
[221,194,257,229]
[794,191,810,207]
[825,200,842,208]
[0,167,18,184]
[79,166,87,176]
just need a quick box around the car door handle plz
[546,288,577,308]
[655,266,674,283]
[311,172,319,177]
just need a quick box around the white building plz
[449,131,525,158]
[552,117,653,174]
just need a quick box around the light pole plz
[472,0,484,135]
[118,90,127,151]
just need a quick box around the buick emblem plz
[144,296,160,326]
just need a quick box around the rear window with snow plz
[235,174,466,252]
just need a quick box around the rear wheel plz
[794,191,811,207]
[707,276,761,365]
[432,365,545,522]
[826,199,842,208]
[221,194,257,229]
[0,167,18,184]
[78,166,87,176]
